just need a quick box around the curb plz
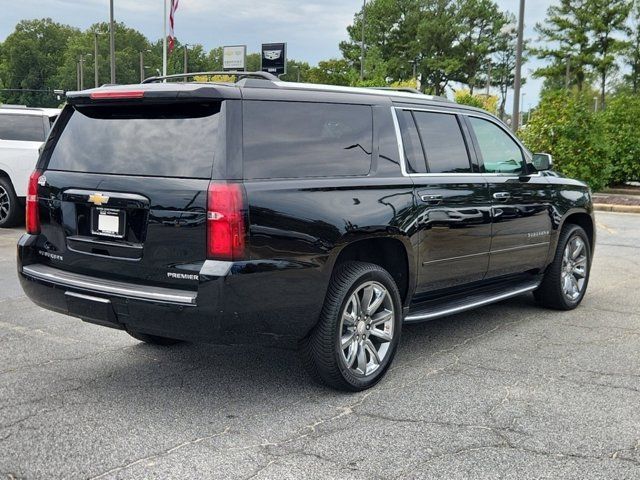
[594,203,640,214]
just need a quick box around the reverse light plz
[89,90,145,100]
[207,182,246,260]
[26,169,42,234]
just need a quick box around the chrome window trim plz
[390,106,539,179]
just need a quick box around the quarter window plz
[243,101,372,179]
[468,117,524,174]
[412,111,471,174]
[0,114,45,142]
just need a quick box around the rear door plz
[36,100,224,288]
[397,108,492,294]
[464,115,553,278]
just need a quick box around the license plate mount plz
[91,207,126,238]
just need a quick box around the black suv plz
[17,73,595,391]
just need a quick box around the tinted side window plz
[413,112,471,173]
[0,114,45,142]
[243,101,372,179]
[397,110,427,173]
[468,117,524,174]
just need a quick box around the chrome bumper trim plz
[22,264,197,306]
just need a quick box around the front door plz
[465,115,553,278]
[396,108,492,295]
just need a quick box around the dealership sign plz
[223,45,247,71]
[261,43,287,76]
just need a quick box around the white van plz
[0,106,60,227]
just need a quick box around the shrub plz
[602,94,640,184]
[520,91,612,191]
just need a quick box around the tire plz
[301,261,403,391]
[127,329,183,346]
[534,224,591,310]
[0,177,22,228]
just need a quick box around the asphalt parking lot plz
[1,212,639,479]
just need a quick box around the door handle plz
[493,192,511,201]
[420,194,443,205]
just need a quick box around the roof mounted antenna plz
[142,71,279,84]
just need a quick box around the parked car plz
[0,105,60,227]
[16,73,595,391]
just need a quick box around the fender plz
[323,230,417,308]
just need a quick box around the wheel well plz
[334,238,409,304]
[564,213,594,250]
[0,170,10,182]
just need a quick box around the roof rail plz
[369,87,424,95]
[142,71,279,84]
[0,104,29,109]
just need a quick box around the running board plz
[404,280,540,323]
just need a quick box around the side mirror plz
[532,153,553,171]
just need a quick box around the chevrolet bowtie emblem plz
[88,193,110,206]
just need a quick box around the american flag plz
[168,0,179,54]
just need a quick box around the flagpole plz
[162,0,167,77]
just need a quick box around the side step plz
[404,279,540,323]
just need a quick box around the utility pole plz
[94,32,100,88]
[511,0,525,132]
[360,0,366,81]
[140,51,145,82]
[79,55,85,90]
[109,0,116,84]
[486,61,492,96]
[76,62,81,91]
[565,54,571,90]
[183,44,188,82]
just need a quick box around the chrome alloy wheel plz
[561,236,588,301]
[339,281,395,377]
[0,185,10,223]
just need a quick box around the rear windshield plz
[46,102,221,178]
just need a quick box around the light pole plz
[520,92,526,126]
[486,60,492,97]
[139,50,152,82]
[360,0,366,81]
[109,0,116,84]
[511,0,525,132]
[78,54,92,90]
[93,31,107,88]
[183,44,189,82]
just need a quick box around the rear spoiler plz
[66,83,241,104]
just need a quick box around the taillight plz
[89,90,145,100]
[26,169,42,234]
[207,182,245,260]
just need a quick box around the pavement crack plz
[87,426,231,479]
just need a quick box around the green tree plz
[491,15,524,119]
[0,18,79,106]
[414,0,464,96]
[453,0,508,94]
[306,59,355,85]
[340,0,419,83]
[533,0,595,92]
[586,0,632,108]
[622,1,640,92]
[55,22,149,90]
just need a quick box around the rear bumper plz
[17,234,327,346]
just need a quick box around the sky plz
[0,0,555,108]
